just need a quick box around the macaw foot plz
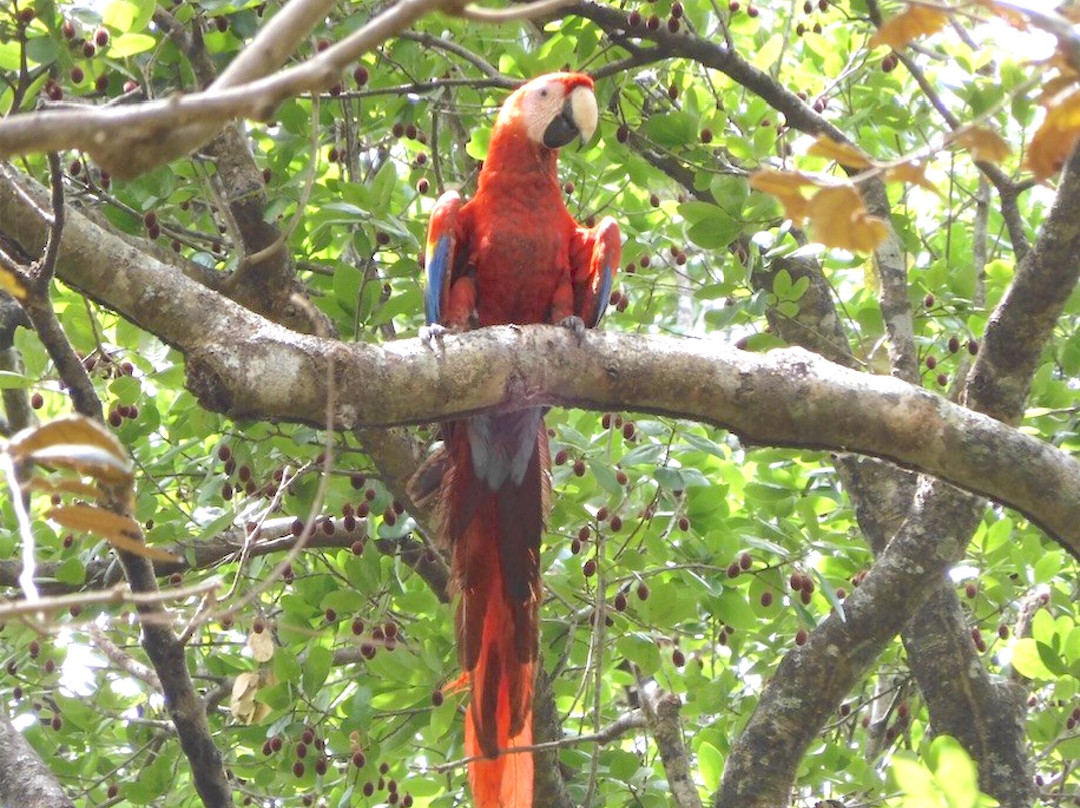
[419,323,447,350]
[557,315,587,343]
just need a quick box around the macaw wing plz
[424,191,464,326]
[571,216,621,328]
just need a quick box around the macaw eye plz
[539,89,549,98]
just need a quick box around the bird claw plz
[419,323,447,350]
[558,315,587,343]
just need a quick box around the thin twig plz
[0,577,223,621]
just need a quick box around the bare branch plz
[0,577,221,622]
[0,0,464,177]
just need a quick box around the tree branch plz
[0,166,1078,556]
[0,0,576,178]
[0,709,75,808]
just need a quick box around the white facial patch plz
[514,78,597,147]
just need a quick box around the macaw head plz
[496,72,599,150]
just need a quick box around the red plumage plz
[417,72,620,808]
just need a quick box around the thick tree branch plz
[641,687,703,808]
[0,167,1078,556]
[0,709,75,808]
[756,256,1034,808]
[0,0,572,177]
[718,134,1080,808]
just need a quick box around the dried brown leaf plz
[808,186,890,252]
[749,168,818,223]
[11,416,129,469]
[45,505,178,562]
[953,126,1012,164]
[248,628,275,663]
[807,135,873,169]
[868,5,949,49]
[25,477,103,501]
[25,444,134,484]
[884,161,939,192]
[1029,87,1080,178]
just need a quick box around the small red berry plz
[672,648,686,667]
[760,591,773,607]
[94,28,109,47]
[795,629,808,646]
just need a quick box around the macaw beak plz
[542,85,598,149]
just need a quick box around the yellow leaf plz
[11,415,129,468]
[808,186,890,252]
[749,168,817,223]
[248,627,275,663]
[0,266,27,301]
[25,444,133,484]
[953,126,1012,165]
[1028,88,1080,178]
[45,505,178,562]
[884,161,939,193]
[26,477,104,501]
[868,5,949,49]
[807,135,873,169]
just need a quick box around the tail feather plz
[440,412,549,808]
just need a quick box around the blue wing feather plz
[423,191,463,326]
[426,233,453,325]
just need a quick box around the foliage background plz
[0,1,1078,807]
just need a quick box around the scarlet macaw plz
[421,72,621,807]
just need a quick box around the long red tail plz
[441,411,549,808]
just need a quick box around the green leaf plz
[302,644,333,697]
[1010,638,1056,680]
[54,557,86,586]
[0,371,32,388]
[698,741,723,791]
[641,111,698,148]
[110,33,156,56]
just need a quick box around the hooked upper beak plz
[542,85,598,149]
